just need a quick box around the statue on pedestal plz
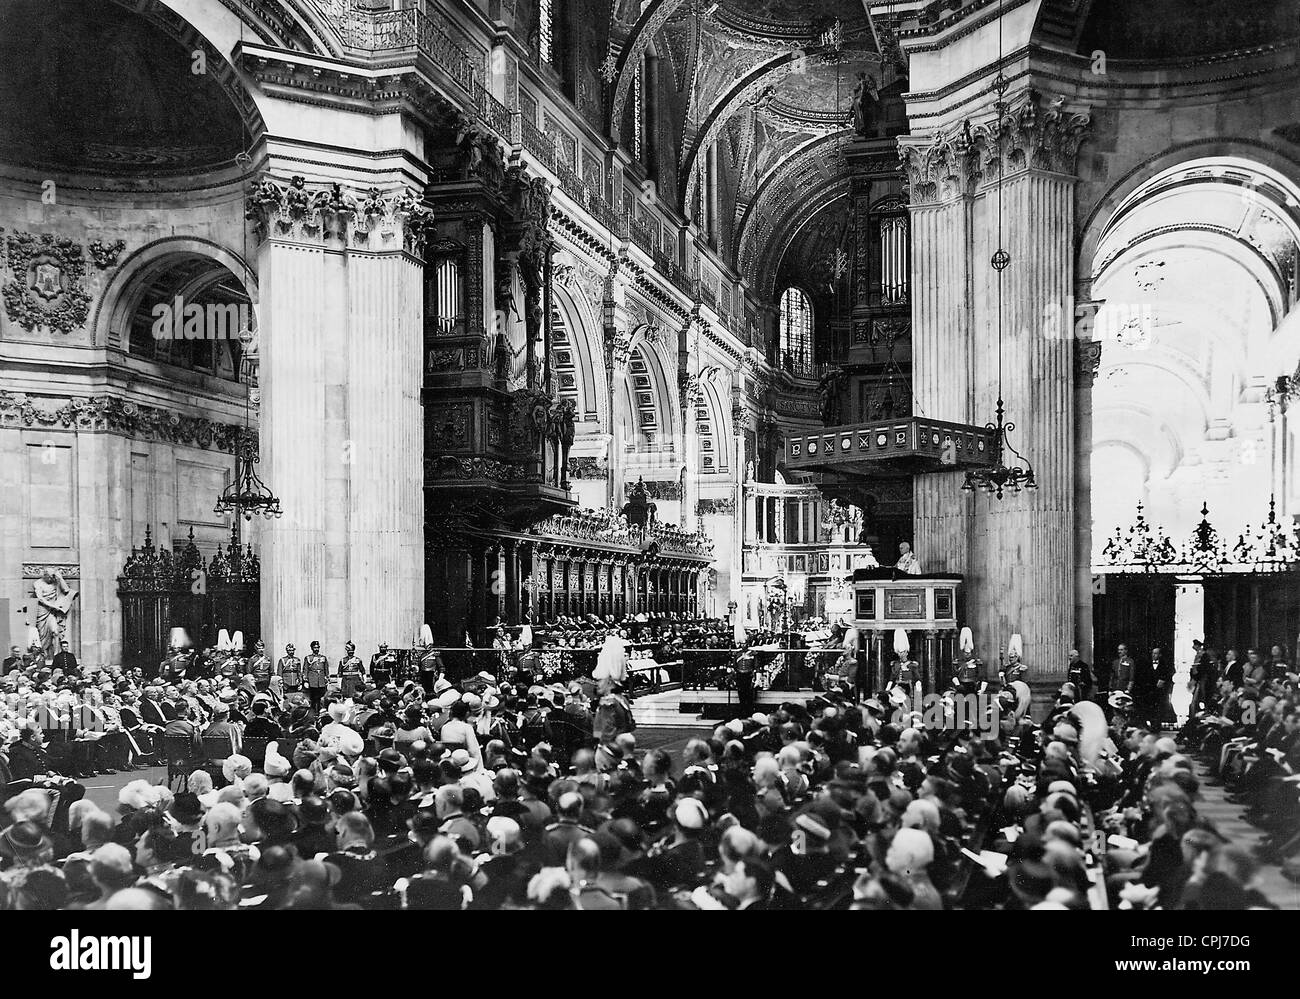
[33,567,77,663]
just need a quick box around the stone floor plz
[1193,761,1299,909]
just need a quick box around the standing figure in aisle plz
[1003,634,1028,686]
[338,641,364,700]
[249,639,273,691]
[278,644,303,698]
[887,629,920,705]
[370,643,396,688]
[303,640,330,712]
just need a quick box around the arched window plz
[778,286,813,374]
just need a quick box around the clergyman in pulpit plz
[34,567,78,663]
[895,542,921,575]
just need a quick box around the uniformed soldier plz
[1003,635,1028,686]
[248,639,273,691]
[278,643,303,694]
[370,643,396,688]
[953,654,981,696]
[303,640,330,710]
[338,641,364,700]
[888,654,919,694]
[417,644,443,696]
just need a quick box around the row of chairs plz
[161,735,298,790]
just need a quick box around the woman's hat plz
[1,820,54,857]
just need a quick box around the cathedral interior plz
[4,0,1300,702]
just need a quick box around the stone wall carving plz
[626,479,681,501]
[2,231,92,335]
[899,91,1092,206]
[0,391,247,453]
[245,173,437,256]
[696,497,736,516]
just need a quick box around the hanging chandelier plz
[214,146,281,526]
[959,0,1036,501]
[214,429,282,521]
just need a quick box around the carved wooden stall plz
[116,527,260,674]
[421,108,582,642]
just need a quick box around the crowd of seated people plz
[1178,642,1300,883]
[0,635,1289,910]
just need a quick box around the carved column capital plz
[245,173,435,257]
[1075,339,1103,386]
[899,90,1091,206]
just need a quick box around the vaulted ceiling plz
[607,0,899,292]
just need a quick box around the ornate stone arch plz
[550,281,609,430]
[95,236,258,351]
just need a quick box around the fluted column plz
[346,226,425,652]
[976,168,1076,687]
[908,191,974,578]
[251,170,430,658]
[258,222,330,654]
[901,93,1091,690]
[1074,335,1102,664]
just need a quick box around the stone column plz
[1074,336,1102,664]
[899,133,976,580]
[252,173,429,657]
[901,93,1091,687]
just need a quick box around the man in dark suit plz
[52,639,80,677]
[1223,648,1244,687]
[1130,647,1174,730]
[138,686,170,727]
[1066,649,1093,701]
[2,645,24,673]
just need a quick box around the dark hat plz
[1,820,53,857]
[408,809,441,838]
[14,868,68,910]
[168,792,204,826]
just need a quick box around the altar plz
[851,568,963,692]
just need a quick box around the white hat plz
[1008,633,1023,658]
[217,629,232,653]
[419,624,434,647]
[168,627,192,649]
[673,798,708,830]
[893,628,910,656]
[959,627,974,654]
[436,690,460,708]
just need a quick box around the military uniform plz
[370,649,396,688]
[890,659,920,692]
[338,652,364,699]
[304,651,330,709]
[953,657,980,695]
[160,650,191,683]
[417,647,443,695]
[278,654,303,692]
[1004,658,1028,686]
[249,649,273,690]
